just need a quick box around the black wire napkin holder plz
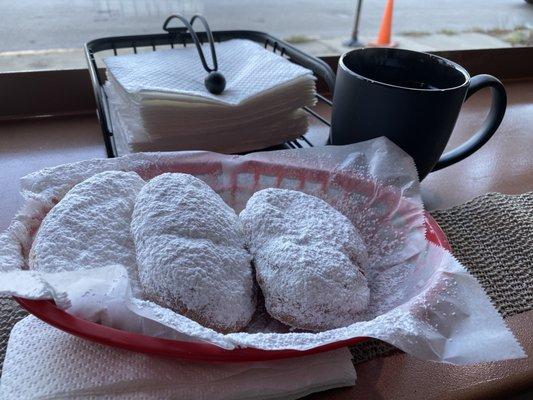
[84,14,336,157]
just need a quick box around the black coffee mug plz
[330,48,507,179]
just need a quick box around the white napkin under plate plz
[0,316,356,400]
[103,39,316,155]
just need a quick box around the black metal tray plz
[84,25,335,158]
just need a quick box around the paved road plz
[0,0,532,52]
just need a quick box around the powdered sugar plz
[240,188,370,331]
[0,142,524,364]
[28,171,145,291]
[131,173,256,333]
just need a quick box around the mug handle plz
[432,74,507,171]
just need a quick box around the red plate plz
[15,213,449,362]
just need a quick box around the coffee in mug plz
[330,48,507,179]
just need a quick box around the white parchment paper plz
[0,138,525,364]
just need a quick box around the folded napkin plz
[0,316,356,399]
[104,39,313,105]
[103,39,316,155]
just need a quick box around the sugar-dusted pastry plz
[131,173,255,333]
[29,170,145,288]
[240,188,370,331]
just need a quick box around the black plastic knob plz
[204,71,226,95]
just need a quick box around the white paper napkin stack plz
[0,316,356,400]
[103,39,316,155]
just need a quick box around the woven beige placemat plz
[350,191,533,364]
[0,299,28,374]
[1,192,531,371]
[432,191,532,318]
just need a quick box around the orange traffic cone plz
[369,0,398,47]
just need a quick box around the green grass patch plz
[503,30,533,46]
[284,35,313,44]
[400,31,429,37]
[438,29,457,36]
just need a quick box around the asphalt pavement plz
[1,0,532,52]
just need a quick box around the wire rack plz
[84,26,335,158]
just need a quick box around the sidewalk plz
[290,32,512,57]
[0,31,520,72]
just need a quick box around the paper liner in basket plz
[0,138,525,364]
